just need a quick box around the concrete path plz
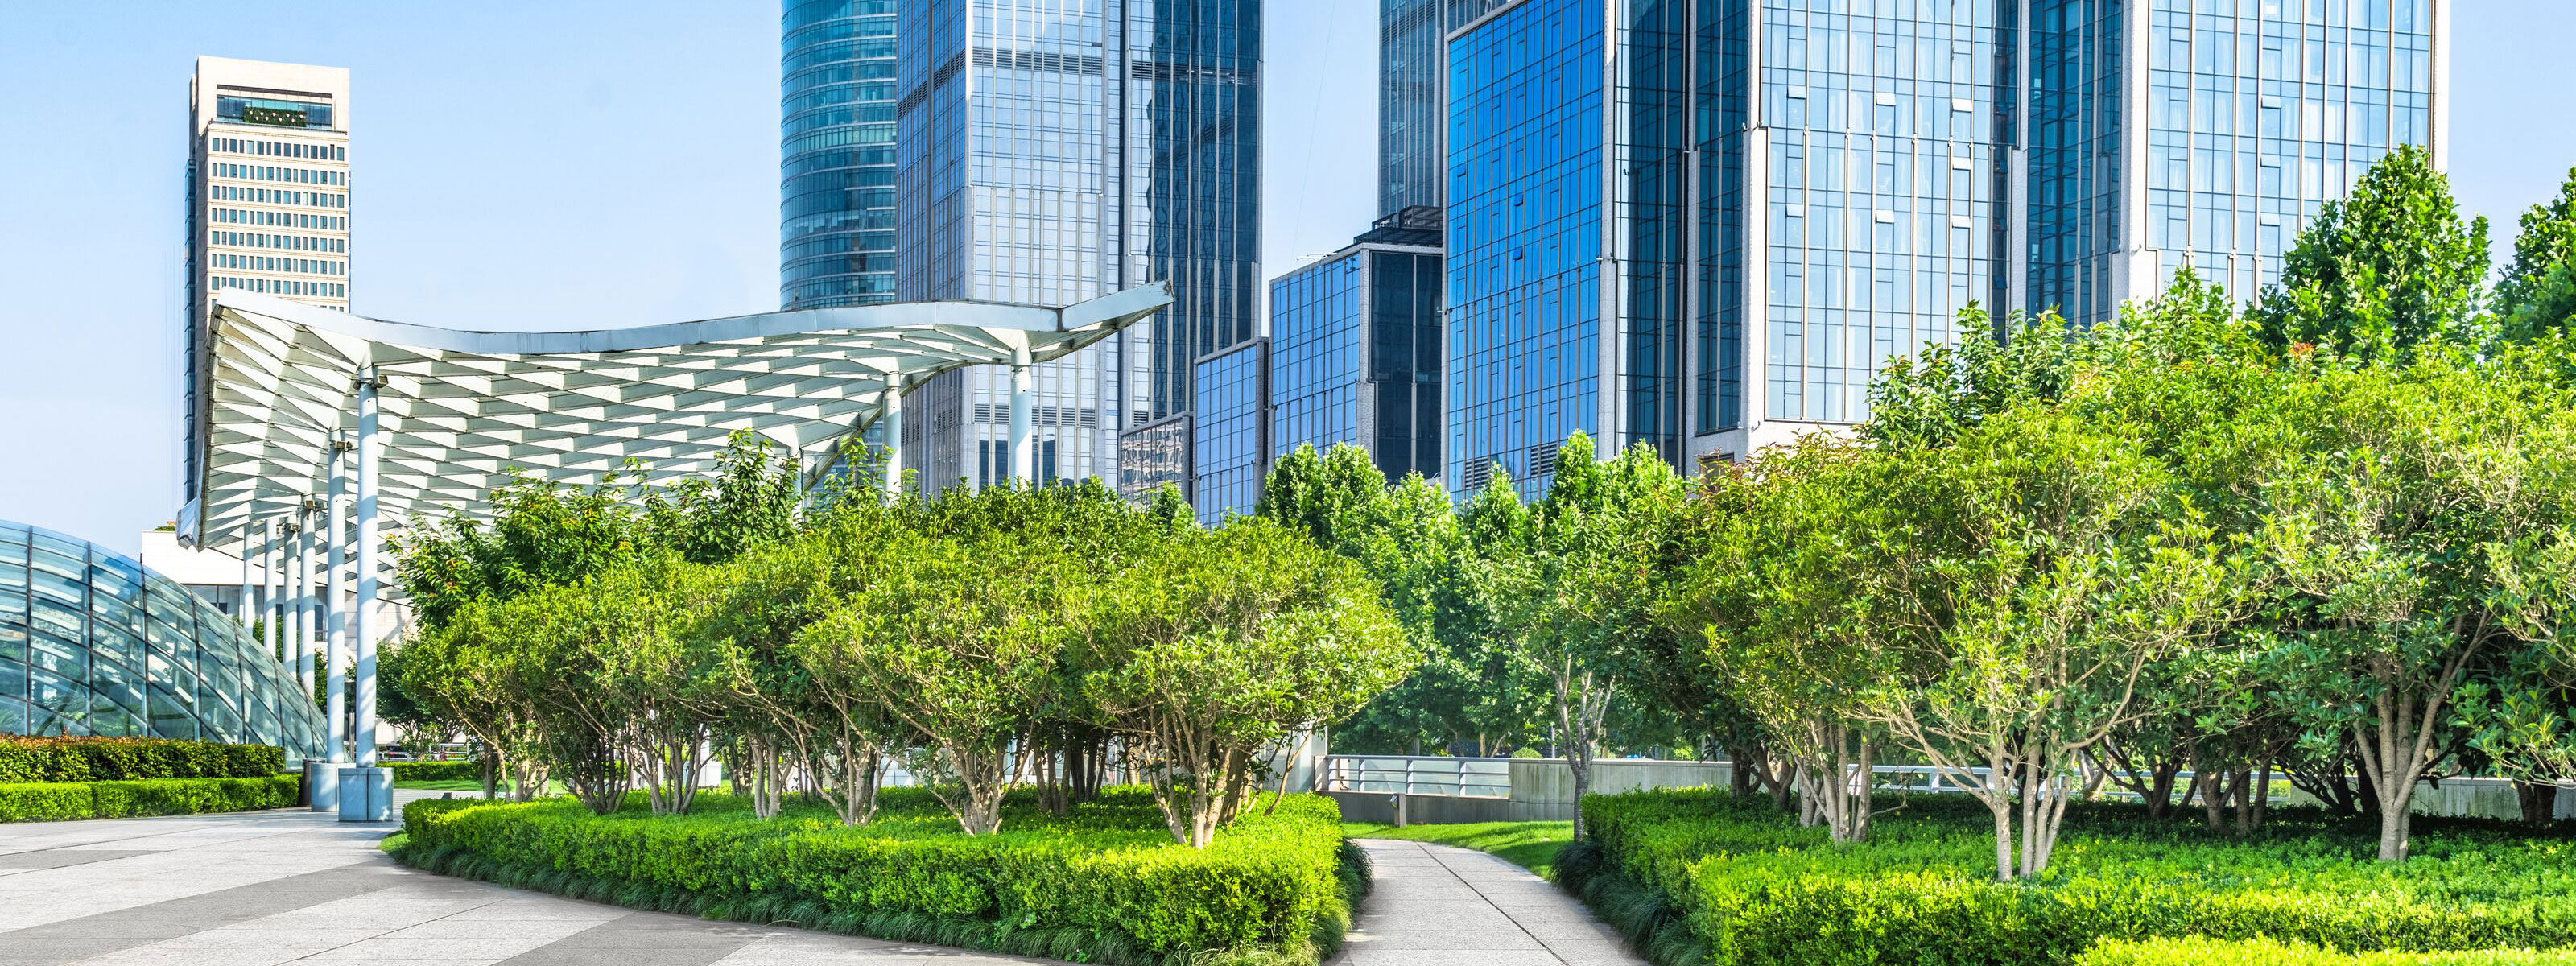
[0,795,1063,966]
[1330,840,1645,966]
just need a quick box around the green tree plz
[1086,519,1413,846]
[1682,434,1911,842]
[2253,360,2559,861]
[1485,433,1688,839]
[2254,144,2490,358]
[645,431,803,565]
[796,530,1076,836]
[1865,407,2236,879]
[2500,168,2576,341]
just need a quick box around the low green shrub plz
[0,776,300,821]
[0,737,283,782]
[388,761,480,782]
[1575,788,2576,966]
[0,782,98,821]
[90,778,301,817]
[398,787,1357,965]
[2081,938,2576,966]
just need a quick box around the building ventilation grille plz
[1528,444,1559,478]
[972,403,1099,428]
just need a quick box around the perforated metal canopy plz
[177,284,1172,551]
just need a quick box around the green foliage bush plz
[389,761,480,782]
[0,737,283,782]
[0,782,98,821]
[89,778,301,818]
[0,776,300,822]
[398,787,1359,965]
[2081,938,2576,966]
[1575,788,2576,966]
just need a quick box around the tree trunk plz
[2516,781,2559,824]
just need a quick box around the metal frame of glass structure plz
[0,521,325,761]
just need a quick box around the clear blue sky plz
[0,1,2564,554]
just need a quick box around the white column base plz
[305,759,338,812]
[336,766,393,822]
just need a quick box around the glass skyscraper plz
[893,0,1260,497]
[1443,0,2445,493]
[781,1,901,310]
[1263,212,1446,493]
[1190,339,1269,522]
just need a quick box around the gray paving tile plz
[1339,839,1647,965]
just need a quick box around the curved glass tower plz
[780,0,900,310]
[0,521,324,760]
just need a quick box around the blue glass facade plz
[1191,340,1268,522]
[1381,0,1446,216]
[1446,0,2440,488]
[782,1,902,311]
[0,522,325,760]
[1269,239,1446,492]
[893,0,1258,497]
[1445,0,1609,496]
[2137,0,2434,305]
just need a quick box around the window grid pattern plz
[1446,0,1604,497]
[1191,341,1268,523]
[2029,0,2126,324]
[2141,0,2434,299]
[1381,0,1445,216]
[0,522,324,759]
[1270,250,1368,464]
[782,0,901,310]
[1757,0,2002,425]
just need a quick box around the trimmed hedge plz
[2081,938,2576,965]
[1572,788,2576,966]
[0,736,284,782]
[0,776,301,821]
[388,761,480,782]
[398,787,1361,965]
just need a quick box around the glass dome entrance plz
[0,521,324,761]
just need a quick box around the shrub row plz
[1573,788,2576,966]
[2080,938,2576,966]
[387,761,480,782]
[0,776,302,821]
[0,737,284,782]
[398,787,1361,965]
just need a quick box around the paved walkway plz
[1330,840,1645,966]
[0,795,1062,966]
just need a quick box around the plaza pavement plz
[1329,840,1646,966]
[0,791,1062,966]
[0,796,1645,966]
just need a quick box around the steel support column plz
[880,381,904,496]
[1009,343,1034,484]
[338,371,392,821]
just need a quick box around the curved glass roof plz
[0,521,324,761]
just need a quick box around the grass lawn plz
[1340,820,1575,878]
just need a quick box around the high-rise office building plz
[894,0,1260,497]
[1190,338,1269,522]
[184,57,352,507]
[781,1,901,310]
[1260,209,1444,492]
[1443,0,2446,494]
[1238,2,1456,514]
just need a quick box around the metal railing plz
[1321,755,1511,799]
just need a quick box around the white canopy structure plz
[174,283,1171,819]
[179,283,1172,551]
